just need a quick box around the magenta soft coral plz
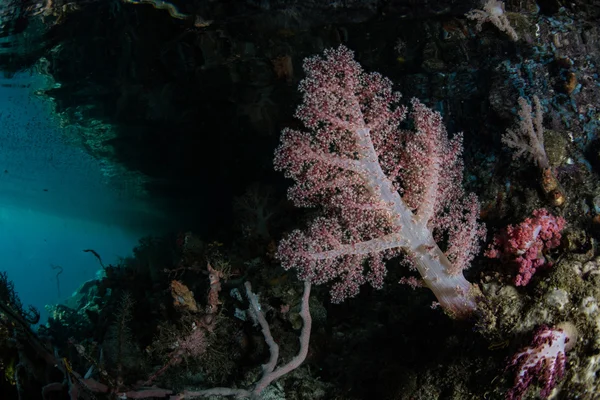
[507,323,577,400]
[485,209,566,286]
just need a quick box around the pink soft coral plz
[485,209,565,286]
[274,45,486,318]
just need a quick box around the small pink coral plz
[507,323,577,400]
[485,209,565,286]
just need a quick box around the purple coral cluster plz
[507,323,578,400]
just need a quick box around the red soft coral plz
[485,209,565,286]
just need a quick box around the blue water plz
[0,71,167,323]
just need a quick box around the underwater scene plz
[1,0,600,399]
